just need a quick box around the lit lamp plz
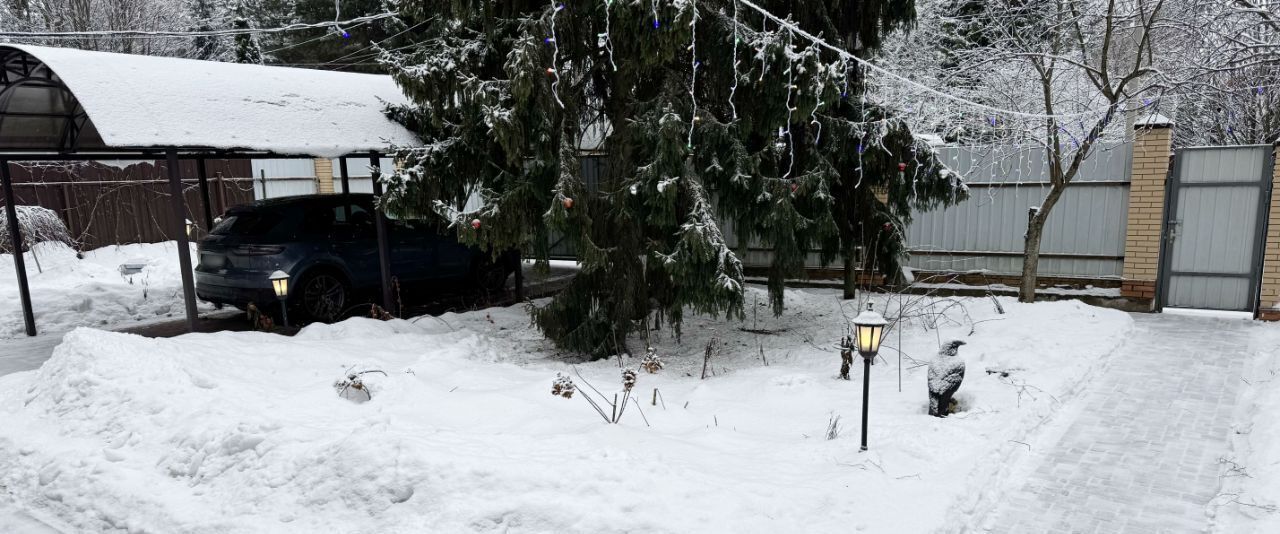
[851,302,887,452]
[185,219,195,239]
[269,270,291,328]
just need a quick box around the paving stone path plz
[985,313,1250,533]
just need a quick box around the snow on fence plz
[905,142,1133,279]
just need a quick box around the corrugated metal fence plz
[243,149,1140,282]
[249,159,317,199]
[551,147,1135,279]
[245,157,396,200]
[905,142,1133,278]
[325,157,395,195]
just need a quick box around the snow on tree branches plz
[378,1,966,357]
[0,205,75,254]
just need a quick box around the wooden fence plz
[1,159,256,250]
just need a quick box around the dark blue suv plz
[195,194,515,321]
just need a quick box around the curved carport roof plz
[0,44,418,157]
[0,44,423,336]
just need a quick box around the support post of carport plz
[196,157,214,230]
[515,252,523,300]
[369,153,395,313]
[2,160,36,336]
[338,157,351,195]
[166,150,199,332]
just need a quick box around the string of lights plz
[734,0,1113,120]
[549,1,565,109]
[687,0,698,149]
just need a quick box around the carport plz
[0,44,420,336]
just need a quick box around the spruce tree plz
[189,0,228,60]
[937,0,990,73]
[232,8,264,64]
[379,1,967,357]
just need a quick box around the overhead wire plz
[318,18,431,68]
[735,0,1113,120]
[0,2,1269,124]
[263,21,367,55]
[0,13,396,38]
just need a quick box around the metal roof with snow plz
[0,44,419,157]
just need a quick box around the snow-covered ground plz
[0,241,213,339]
[910,281,1122,298]
[1214,322,1280,532]
[0,288,1133,533]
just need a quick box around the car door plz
[433,224,475,280]
[388,216,435,284]
[329,200,379,289]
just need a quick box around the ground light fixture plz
[852,302,887,452]
[185,218,194,239]
[269,270,291,328]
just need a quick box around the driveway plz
[981,312,1255,532]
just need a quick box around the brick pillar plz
[1256,143,1280,320]
[1120,118,1174,305]
[314,158,335,194]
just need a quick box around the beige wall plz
[314,158,335,194]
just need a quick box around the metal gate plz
[1159,145,1274,311]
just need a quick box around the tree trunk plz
[1019,208,1045,303]
[843,246,858,299]
[1019,182,1067,303]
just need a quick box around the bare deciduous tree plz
[875,0,1280,301]
[3,0,194,56]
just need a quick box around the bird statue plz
[928,340,967,417]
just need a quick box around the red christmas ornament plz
[562,197,574,209]
[790,183,798,193]
[897,162,907,172]
[883,222,894,232]
[471,219,482,230]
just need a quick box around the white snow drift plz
[0,289,1132,533]
[0,241,213,339]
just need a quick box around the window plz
[211,211,282,236]
[332,203,375,236]
[301,204,336,235]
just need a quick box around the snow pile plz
[0,289,1132,532]
[1213,323,1280,532]
[0,241,213,338]
[911,281,1122,298]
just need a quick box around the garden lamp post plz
[270,270,291,328]
[852,302,886,452]
[185,219,194,239]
